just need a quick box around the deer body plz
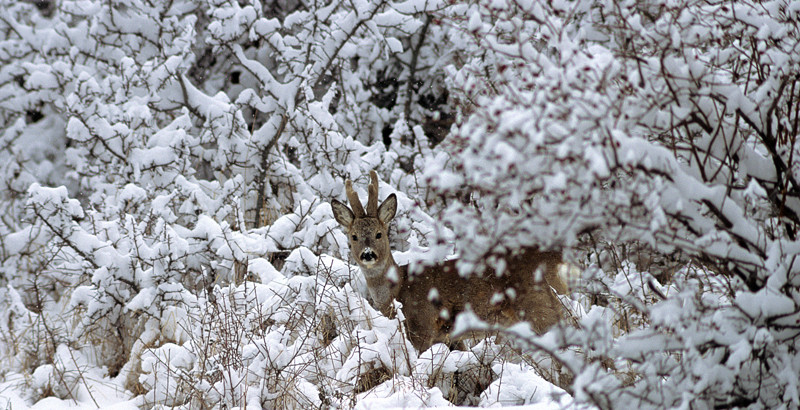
[332,171,566,352]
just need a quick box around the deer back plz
[394,248,566,351]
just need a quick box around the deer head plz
[331,170,397,274]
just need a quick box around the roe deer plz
[331,171,567,352]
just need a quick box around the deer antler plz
[367,170,379,216]
[345,179,366,218]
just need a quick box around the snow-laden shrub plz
[0,0,498,407]
[1,0,798,408]
[427,0,800,407]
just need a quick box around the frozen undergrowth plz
[2,0,800,408]
[0,246,581,409]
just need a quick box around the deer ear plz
[377,194,397,224]
[331,200,355,228]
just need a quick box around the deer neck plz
[360,254,404,314]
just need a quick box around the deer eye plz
[351,235,358,241]
[375,233,382,239]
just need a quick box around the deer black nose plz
[361,249,377,262]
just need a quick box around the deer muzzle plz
[360,247,378,264]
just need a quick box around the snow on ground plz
[0,370,137,410]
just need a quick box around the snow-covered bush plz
[0,0,797,408]
[426,0,800,407]
[0,0,472,407]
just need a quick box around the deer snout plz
[360,247,378,264]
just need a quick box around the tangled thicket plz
[1,0,798,408]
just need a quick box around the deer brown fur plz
[331,171,567,352]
